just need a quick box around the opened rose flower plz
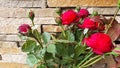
[18,24,31,36]
[78,17,98,30]
[84,33,113,55]
[78,9,89,18]
[61,10,78,25]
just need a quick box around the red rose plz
[61,10,78,25]
[84,33,113,55]
[78,9,89,18]
[18,24,31,36]
[78,18,98,30]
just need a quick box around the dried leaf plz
[115,56,120,67]
[107,18,120,41]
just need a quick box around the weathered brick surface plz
[1,54,27,64]
[0,41,17,48]
[0,48,21,54]
[87,8,120,15]
[47,0,117,7]
[42,25,62,32]
[1,7,120,18]
[0,35,21,41]
[0,62,30,68]
[0,17,56,34]
[0,0,46,8]
[0,8,56,18]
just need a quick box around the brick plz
[0,17,56,34]
[0,48,21,54]
[0,41,17,48]
[1,54,27,64]
[0,0,46,8]
[42,25,62,32]
[47,0,117,7]
[87,8,120,15]
[0,35,21,41]
[0,62,30,68]
[0,17,56,25]
[1,7,120,18]
[0,7,56,18]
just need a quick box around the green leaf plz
[67,45,75,57]
[42,32,51,44]
[35,48,46,59]
[22,39,36,52]
[75,45,86,58]
[34,46,41,53]
[118,0,120,8]
[27,54,38,67]
[66,30,75,41]
[33,29,41,39]
[47,44,56,54]
[55,43,67,56]
[54,40,77,44]
[37,64,46,68]
[75,29,83,42]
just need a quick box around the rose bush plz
[18,4,120,68]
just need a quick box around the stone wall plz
[0,0,120,68]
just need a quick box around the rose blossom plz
[84,33,113,55]
[18,24,31,36]
[78,18,98,30]
[61,10,78,25]
[78,9,89,18]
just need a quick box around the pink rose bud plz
[28,10,35,21]
[78,18,98,30]
[84,33,113,55]
[18,24,31,36]
[78,9,89,18]
[61,10,78,25]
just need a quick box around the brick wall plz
[0,0,119,68]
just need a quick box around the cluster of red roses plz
[61,8,113,55]
[18,8,113,55]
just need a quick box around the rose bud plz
[78,9,89,18]
[55,17,61,25]
[78,18,98,30]
[56,8,62,15]
[61,10,78,25]
[84,33,113,55]
[92,11,98,16]
[28,10,35,22]
[18,24,31,36]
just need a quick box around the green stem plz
[79,55,101,68]
[61,25,66,38]
[82,56,102,68]
[44,58,49,68]
[79,33,84,44]
[32,20,35,26]
[77,50,93,66]
[105,7,120,34]
[31,21,43,48]
[32,33,43,48]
